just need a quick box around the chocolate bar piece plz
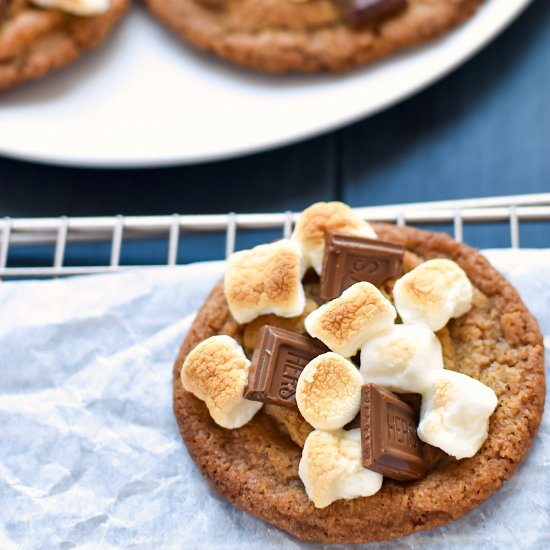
[334,0,407,28]
[320,232,404,300]
[244,326,327,409]
[361,384,425,481]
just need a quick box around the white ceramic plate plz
[0,0,533,168]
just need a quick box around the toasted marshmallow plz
[360,325,444,393]
[305,282,396,357]
[292,202,377,274]
[393,259,473,331]
[32,0,109,15]
[224,239,305,324]
[181,335,262,429]
[299,429,383,509]
[297,353,363,431]
[418,369,498,459]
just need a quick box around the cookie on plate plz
[145,0,486,73]
[0,0,129,92]
[173,202,545,544]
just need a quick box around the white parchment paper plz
[0,252,548,550]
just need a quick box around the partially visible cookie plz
[145,0,486,73]
[0,0,129,92]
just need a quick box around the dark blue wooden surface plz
[1,0,549,267]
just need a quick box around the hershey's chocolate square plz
[244,326,327,409]
[334,0,408,27]
[361,384,426,481]
[319,232,404,301]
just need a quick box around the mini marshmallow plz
[360,325,444,393]
[181,335,262,429]
[32,0,109,15]
[292,201,377,274]
[418,369,498,459]
[224,239,306,324]
[296,353,363,431]
[305,282,396,357]
[393,259,473,332]
[299,429,383,509]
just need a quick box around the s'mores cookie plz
[173,203,545,545]
[144,0,486,73]
[0,0,128,92]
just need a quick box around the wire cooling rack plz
[2,193,549,279]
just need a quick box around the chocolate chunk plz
[361,384,426,481]
[334,0,407,27]
[244,325,327,409]
[320,232,404,301]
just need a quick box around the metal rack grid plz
[2,193,550,279]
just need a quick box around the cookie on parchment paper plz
[173,223,545,544]
[0,0,129,92]
[145,0,486,73]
